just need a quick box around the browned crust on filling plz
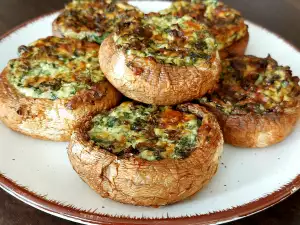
[68,104,223,206]
[99,35,221,106]
[219,30,249,59]
[0,68,122,141]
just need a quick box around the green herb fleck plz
[92,32,110,44]
[107,117,118,127]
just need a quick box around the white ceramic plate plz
[1,2,300,225]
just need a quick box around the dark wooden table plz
[0,0,300,224]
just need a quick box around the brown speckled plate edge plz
[0,7,300,225]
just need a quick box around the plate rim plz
[1,171,300,225]
[0,8,300,225]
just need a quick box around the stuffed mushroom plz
[198,55,300,148]
[68,102,223,206]
[0,36,122,141]
[52,0,143,44]
[160,0,249,59]
[99,13,221,105]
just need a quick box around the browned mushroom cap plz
[202,103,300,148]
[0,68,122,141]
[100,13,221,105]
[0,37,122,141]
[219,31,249,59]
[68,103,223,206]
[198,55,300,148]
[99,34,221,106]
[52,22,64,38]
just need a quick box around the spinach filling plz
[114,14,217,66]
[88,102,201,161]
[7,36,104,100]
[55,0,143,44]
[160,0,248,50]
[198,56,300,114]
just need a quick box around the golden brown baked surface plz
[0,36,122,141]
[87,102,202,160]
[113,13,218,66]
[68,103,223,206]
[199,55,300,147]
[52,0,143,44]
[161,0,249,58]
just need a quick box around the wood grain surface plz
[0,0,300,224]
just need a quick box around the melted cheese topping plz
[161,0,248,50]
[88,102,201,161]
[114,13,217,66]
[7,36,104,99]
[199,55,300,114]
[55,0,143,43]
